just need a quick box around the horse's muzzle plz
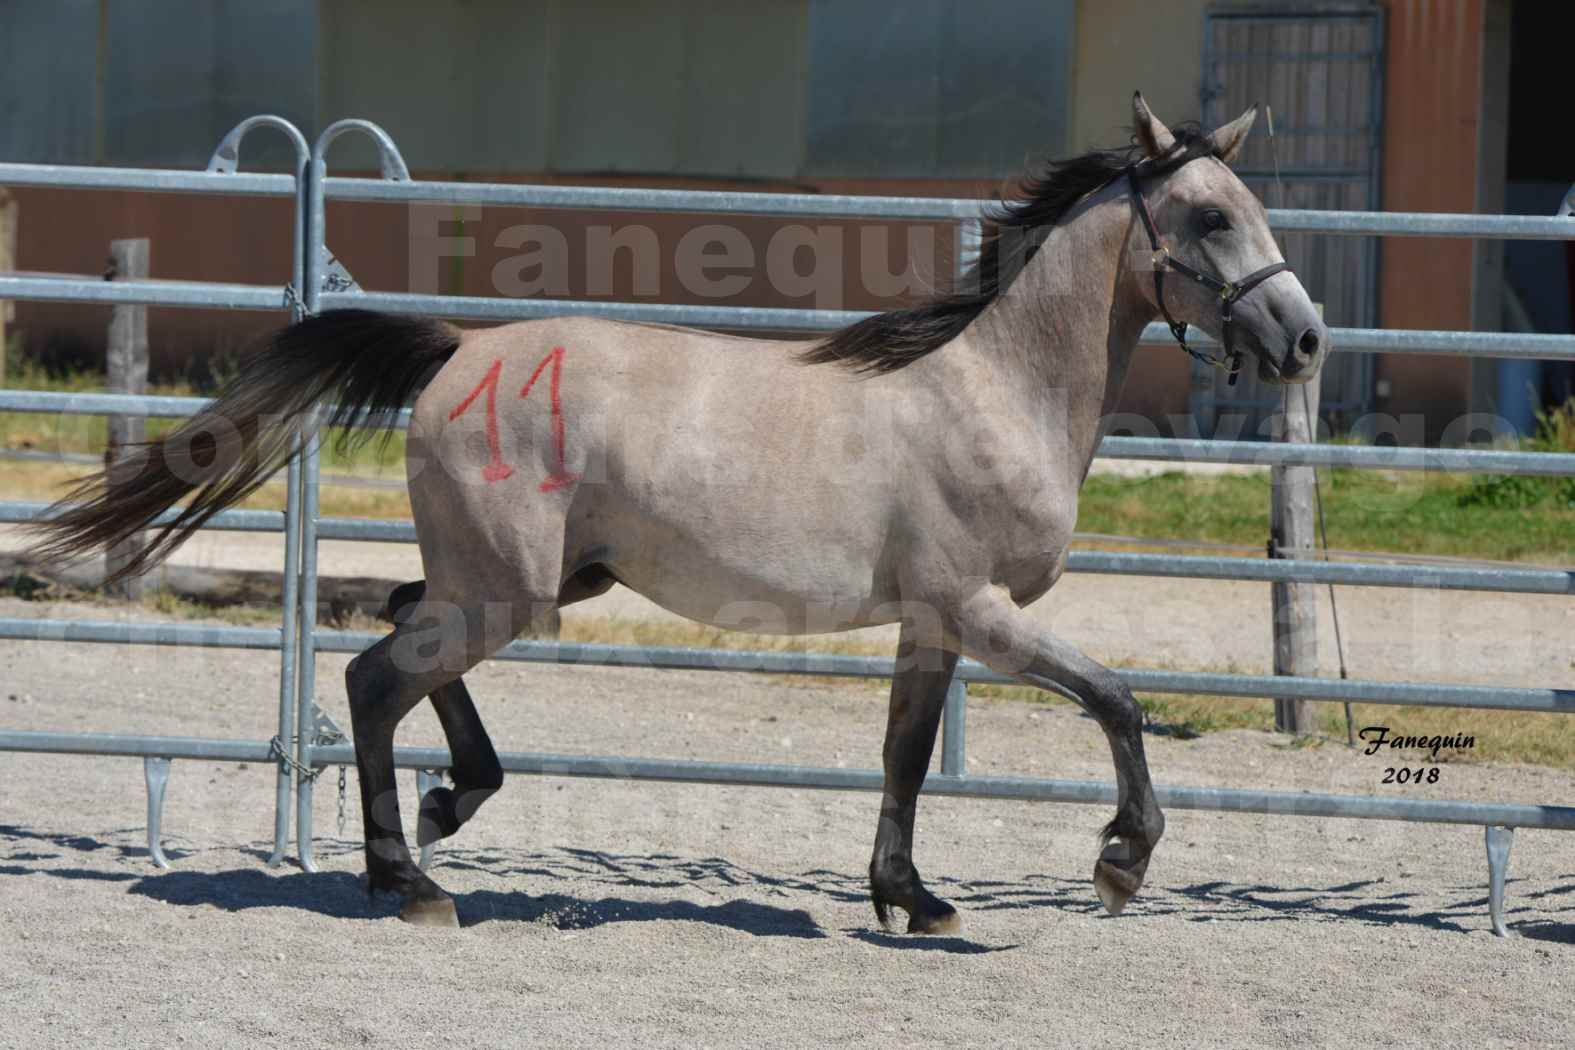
[1263,324,1326,383]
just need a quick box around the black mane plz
[800,124,1216,373]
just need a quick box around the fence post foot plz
[415,768,446,870]
[265,815,290,869]
[940,680,967,778]
[1485,824,1515,937]
[143,757,171,869]
[297,772,319,874]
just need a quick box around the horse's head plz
[1127,92,1328,384]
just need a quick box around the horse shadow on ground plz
[118,842,856,936]
[456,888,826,938]
[132,867,377,919]
[6,824,1573,940]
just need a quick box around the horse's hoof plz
[907,905,962,936]
[400,895,460,928]
[1093,859,1144,916]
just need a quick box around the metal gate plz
[1197,6,1385,437]
[1,114,1572,938]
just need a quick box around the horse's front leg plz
[870,619,962,934]
[954,588,1165,915]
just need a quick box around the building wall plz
[1374,0,1487,440]
[1072,0,1500,440]
[1,1,1501,441]
[1069,0,1210,152]
[1068,0,1213,424]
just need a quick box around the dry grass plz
[1335,702,1574,770]
[0,459,412,520]
[427,613,1575,770]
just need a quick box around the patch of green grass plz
[1457,399,1575,511]
[1076,461,1573,563]
[0,352,406,477]
[6,350,1572,561]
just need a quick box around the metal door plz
[1196,7,1384,438]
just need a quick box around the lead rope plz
[1267,105,1355,747]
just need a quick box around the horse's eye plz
[1202,209,1229,232]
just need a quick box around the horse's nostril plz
[1297,327,1322,359]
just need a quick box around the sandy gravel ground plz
[1,590,1573,1049]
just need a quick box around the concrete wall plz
[1069,0,1210,151]
[317,0,1073,178]
[1066,0,1213,423]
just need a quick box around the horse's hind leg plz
[869,619,962,935]
[383,581,503,849]
[346,596,519,926]
[387,564,618,849]
[384,557,617,843]
[416,677,500,849]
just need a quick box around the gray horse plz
[30,93,1326,931]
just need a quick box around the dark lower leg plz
[869,627,961,934]
[1090,701,1165,914]
[386,582,505,849]
[1034,664,1163,913]
[417,676,503,847]
[346,628,460,924]
[956,597,1165,915]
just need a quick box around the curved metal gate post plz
[296,120,411,871]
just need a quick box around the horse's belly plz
[603,537,898,636]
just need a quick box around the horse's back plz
[406,317,910,629]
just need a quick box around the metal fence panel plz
[1,119,1572,938]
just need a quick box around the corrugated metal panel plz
[318,0,551,173]
[103,0,317,169]
[0,0,100,164]
[675,1,808,177]
[551,1,688,172]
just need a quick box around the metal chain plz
[268,735,325,782]
[281,281,310,319]
[337,765,348,839]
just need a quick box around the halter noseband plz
[1124,164,1292,386]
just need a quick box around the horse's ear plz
[1131,92,1175,158]
[1210,104,1259,165]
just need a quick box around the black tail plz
[26,309,460,583]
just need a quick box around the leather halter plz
[1124,164,1292,386]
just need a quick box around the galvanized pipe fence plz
[0,115,1571,936]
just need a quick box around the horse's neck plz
[961,195,1153,470]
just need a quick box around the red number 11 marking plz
[518,346,580,492]
[448,347,580,491]
[447,357,513,482]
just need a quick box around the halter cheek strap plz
[1125,165,1292,387]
